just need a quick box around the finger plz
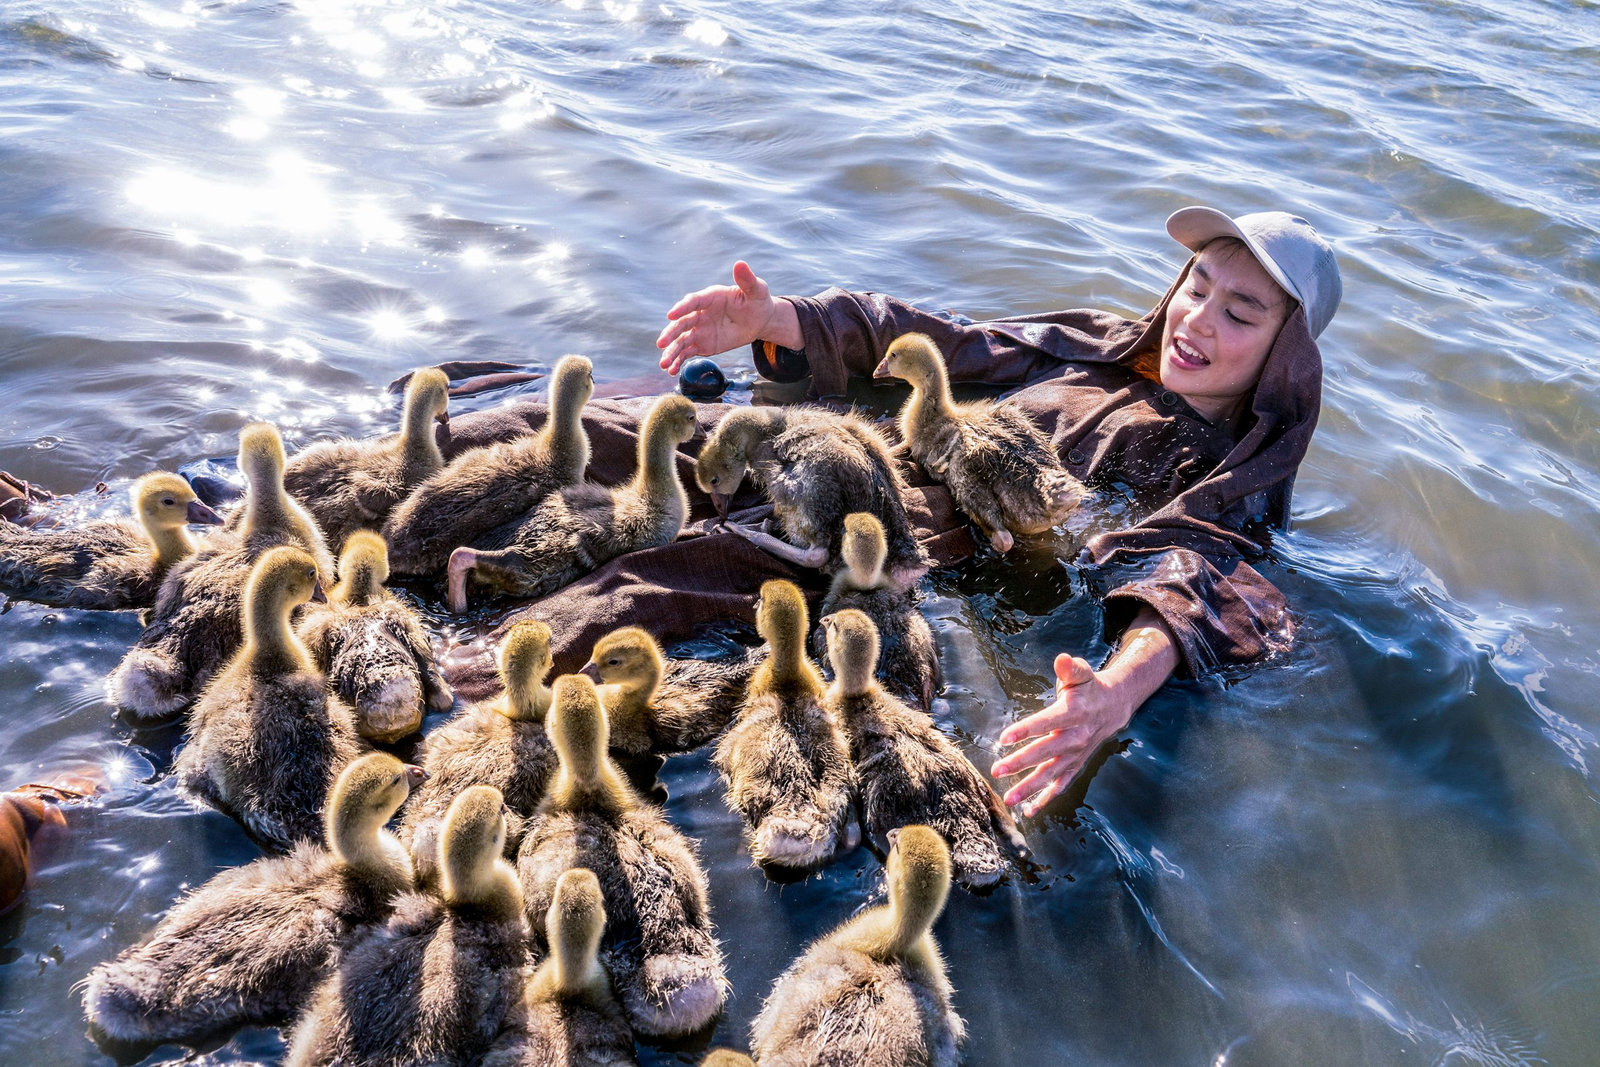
[1001,755,1066,809]
[998,701,1069,747]
[656,314,691,351]
[992,730,1072,779]
[1020,766,1074,818]
[732,260,762,296]
[1055,653,1095,690]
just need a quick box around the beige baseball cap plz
[1167,208,1342,339]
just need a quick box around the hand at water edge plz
[991,654,1135,817]
[991,609,1180,817]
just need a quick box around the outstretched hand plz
[657,261,789,374]
[991,654,1135,818]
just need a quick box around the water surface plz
[2,0,1599,1063]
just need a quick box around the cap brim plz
[1165,207,1303,307]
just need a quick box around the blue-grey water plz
[2,0,1599,1063]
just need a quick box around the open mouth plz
[1171,337,1211,369]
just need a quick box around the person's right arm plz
[658,262,1079,395]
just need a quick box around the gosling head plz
[822,608,879,698]
[549,355,596,417]
[404,367,451,429]
[643,394,698,449]
[756,579,809,652]
[874,332,946,389]
[325,752,428,856]
[497,619,554,721]
[133,472,222,533]
[332,530,389,605]
[587,627,663,694]
[546,673,609,781]
[247,545,326,616]
[701,1053,756,1067]
[695,410,761,521]
[237,422,287,491]
[544,867,606,996]
[439,784,517,910]
[883,824,952,958]
[839,512,887,589]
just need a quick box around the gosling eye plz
[709,476,719,486]
[607,658,620,667]
[161,497,175,507]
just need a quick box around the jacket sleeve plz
[1096,547,1294,678]
[771,289,1092,398]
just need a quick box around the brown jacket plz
[440,259,1321,698]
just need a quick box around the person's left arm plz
[991,607,1178,817]
[992,546,1294,813]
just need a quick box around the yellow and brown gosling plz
[695,405,930,580]
[173,545,366,851]
[446,393,696,613]
[816,511,941,711]
[384,354,594,576]
[279,367,452,552]
[877,332,1085,553]
[587,625,755,757]
[480,867,636,1066]
[296,530,452,744]
[750,825,963,1066]
[286,783,529,1066]
[519,674,728,1038]
[82,752,424,1044]
[824,608,1025,890]
[0,471,223,611]
[715,579,855,872]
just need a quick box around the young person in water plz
[657,208,1342,817]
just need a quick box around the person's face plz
[1159,242,1290,424]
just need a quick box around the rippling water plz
[3,0,1599,1063]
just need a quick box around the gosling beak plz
[579,661,601,683]
[403,765,429,790]
[872,358,893,380]
[186,499,225,525]
[310,578,328,604]
[710,491,730,523]
[435,409,450,427]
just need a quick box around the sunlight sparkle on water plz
[460,246,492,268]
[684,18,728,45]
[368,307,413,341]
[244,278,291,308]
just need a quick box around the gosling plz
[750,825,963,1066]
[268,367,451,551]
[878,332,1085,553]
[0,471,222,610]
[587,625,759,757]
[296,530,453,743]
[816,511,941,712]
[400,619,559,882]
[107,423,334,718]
[695,405,929,580]
[824,609,1026,890]
[714,579,855,872]
[480,868,637,1067]
[173,545,366,851]
[385,354,594,576]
